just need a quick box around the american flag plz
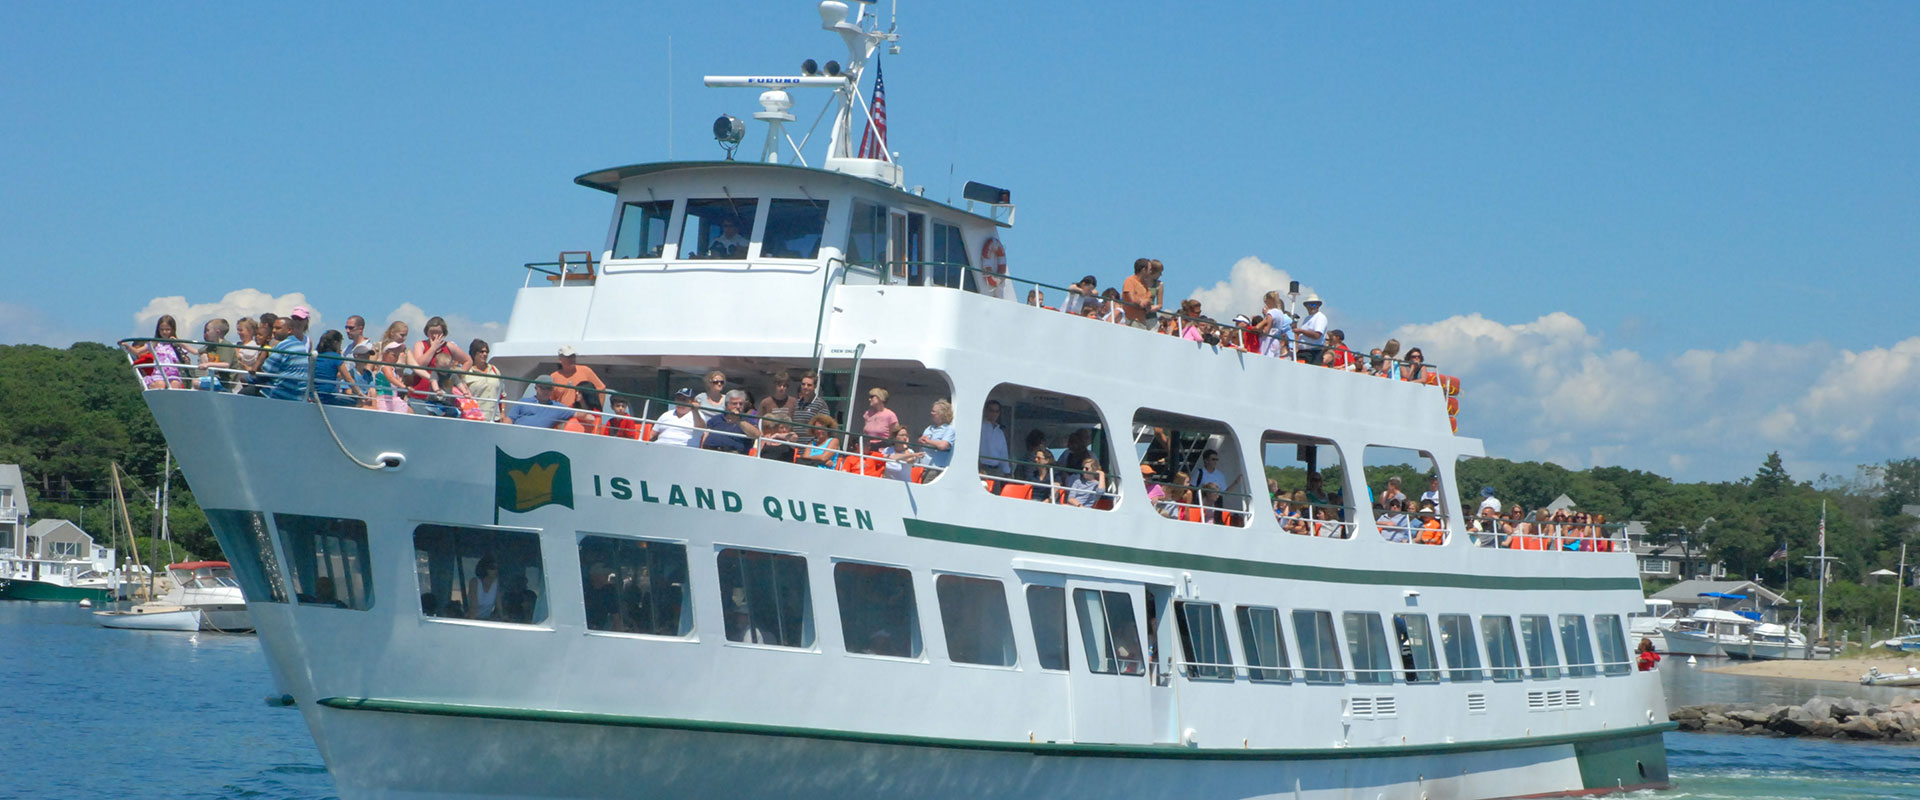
[1817,505,1826,551]
[858,60,888,160]
[1768,544,1788,562]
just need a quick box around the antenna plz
[667,36,674,159]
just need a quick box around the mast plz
[1895,542,1907,640]
[1815,501,1828,644]
[111,463,145,601]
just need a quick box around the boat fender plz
[980,237,1006,290]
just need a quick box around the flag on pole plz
[1768,544,1788,562]
[858,60,888,160]
[1817,504,1827,551]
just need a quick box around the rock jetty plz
[1670,695,1920,743]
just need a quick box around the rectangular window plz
[717,548,812,648]
[678,198,758,260]
[577,535,691,636]
[929,221,973,290]
[612,200,673,259]
[1640,558,1671,574]
[274,514,374,611]
[834,562,920,658]
[761,198,829,259]
[1482,615,1523,682]
[413,524,548,624]
[1175,601,1235,681]
[1237,606,1292,683]
[1073,588,1145,676]
[1559,614,1598,678]
[203,510,287,603]
[1519,614,1561,680]
[846,200,887,267]
[1027,585,1069,671]
[1344,611,1394,685]
[1438,614,1482,683]
[1293,609,1345,685]
[1394,613,1441,684]
[935,575,1016,667]
[1593,614,1631,676]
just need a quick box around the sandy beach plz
[1707,653,1920,683]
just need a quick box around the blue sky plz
[3,2,1916,483]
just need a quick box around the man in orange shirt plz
[549,345,606,410]
[1120,258,1159,329]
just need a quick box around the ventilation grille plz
[1466,692,1488,714]
[1527,689,1582,711]
[1347,695,1398,719]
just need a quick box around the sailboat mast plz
[111,463,145,600]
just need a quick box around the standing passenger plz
[860,387,899,455]
[1120,259,1159,329]
[549,346,607,410]
[917,400,956,478]
[1295,295,1328,364]
[978,401,1012,480]
[463,339,504,422]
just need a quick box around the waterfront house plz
[0,465,26,556]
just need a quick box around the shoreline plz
[1705,653,1920,684]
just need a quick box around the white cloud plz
[1186,257,1322,321]
[0,301,108,347]
[380,302,506,347]
[133,289,320,340]
[1393,310,1920,481]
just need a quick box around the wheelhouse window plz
[1175,601,1235,681]
[1519,614,1561,680]
[274,514,374,610]
[846,199,886,267]
[1026,584,1069,671]
[1262,431,1354,538]
[718,548,812,648]
[926,220,974,290]
[1593,614,1631,676]
[1137,410,1250,527]
[1438,614,1482,683]
[833,561,921,658]
[679,198,758,260]
[1343,611,1394,685]
[1237,606,1292,683]
[1073,588,1145,676]
[981,385,1116,510]
[414,524,548,624]
[612,200,673,259]
[1363,445,1446,545]
[203,509,287,604]
[577,535,691,636]
[1482,615,1523,682]
[1293,609,1345,685]
[1394,613,1441,684]
[935,575,1016,667]
[761,198,829,259]
[1559,614,1598,677]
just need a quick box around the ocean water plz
[5,601,1918,799]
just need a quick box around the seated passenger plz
[561,389,604,433]
[879,424,921,482]
[796,414,842,468]
[1024,447,1059,502]
[311,330,360,406]
[507,382,573,428]
[1414,502,1446,545]
[260,308,313,401]
[125,314,190,390]
[649,388,707,446]
[1402,348,1429,382]
[605,396,643,439]
[757,410,801,461]
[1099,288,1128,324]
[1322,329,1361,371]
[1199,483,1230,525]
[368,342,412,413]
[917,400,956,478]
[700,390,760,454]
[1312,505,1342,538]
[1063,457,1106,508]
[1376,499,1410,543]
[1025,289,1057,310]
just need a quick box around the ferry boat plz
[129,3,1670,797]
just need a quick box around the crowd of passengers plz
[1258,474,1618,550]
[1021,258,1442,381]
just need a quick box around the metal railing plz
[1465,516,1630,552]
[1171,659,1638,684]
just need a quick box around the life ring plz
[980,238,1006,289]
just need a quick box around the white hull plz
[1658,630,1728,657]
[94,607,202,631]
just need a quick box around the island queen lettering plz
[493,448,873,530]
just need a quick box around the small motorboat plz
[93,561,251,633]
[1861,666,1920,687]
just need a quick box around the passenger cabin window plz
[1343,611,1395,685]
[846,200,886,267]
[935,575,1016,667]
[1394,613,1441,683]
[1593,614,1631,676]
[1026,585,1069,671]
[1482,615,1524,682]
[413,524,548,624]
[1237,606,1292,683]
[1137,410,1250,527]
[718,548,812,648]
[925,221,974,290]
[1293,609,1345,684]
[1559,614,1598,677]
[1363,446,1446,545]
[834,562,921,658]
[203,509,288,603]
[1175,601,1234,681]
[981,386,1116,510]
[679,198,758,260]
[612,200,673,259]
[1438,614,1482,683]
[274,514,374,610]
[1073,588,1145,676]
[761,199,829,259]
[577,535,691,636]
[1519,614,1561,680]
[1262,432,1354,539]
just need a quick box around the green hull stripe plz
[902,519,1643,592]
[319,697,1674,761]
[0,580,113,603]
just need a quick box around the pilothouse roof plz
[572,160,1010,228]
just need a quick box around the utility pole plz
[1804,501,1836,645]
[1894,542,1908,638]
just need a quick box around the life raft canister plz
[980,237,1006,289]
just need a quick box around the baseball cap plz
[289,305,311,320]
[558,345,577,357]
